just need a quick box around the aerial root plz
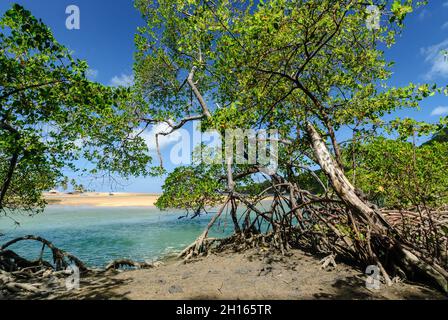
[0,235,89,273]
[179,233,219,260]
[179,186,448,294]
[0,235,159,299]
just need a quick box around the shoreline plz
[43,193,275,209]
[44,192,160,208]
[38,194,447,300]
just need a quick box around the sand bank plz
[43,192,160,207]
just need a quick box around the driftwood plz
[105,259,154,271]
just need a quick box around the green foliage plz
[134,0,438,139]
[155,165,223,211]
[425,126,448,145]
[390,0,413,26]
[134,0,443,211]
[295,170,328,195]
[0,5,151,215]
[345,138,448,208]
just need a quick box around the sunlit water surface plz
[0,206,234,267]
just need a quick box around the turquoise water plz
[0,206,234,267]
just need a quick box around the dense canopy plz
[133,0,448,292]
[0,5,150,216]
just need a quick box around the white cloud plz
[442,22,448,30]
[431,106,448,116]
[421,38,448,80]
[86,69,98,80]
[135,122,184,151]
[110,74,134,87]
[444,2,448,8]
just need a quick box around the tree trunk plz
[0,151,19,209]
[306,122,448,293]
[0,121,21,209]
[306,123,389,230]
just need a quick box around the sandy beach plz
[43,192,160,207]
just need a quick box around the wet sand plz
[103,249,445,300]
[44,192,160,207]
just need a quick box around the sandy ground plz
[70,248,445,300]
[43,192,160,207]
[43,193,273,208]
[40,194,445,300]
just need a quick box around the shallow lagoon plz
[0,206,233,267]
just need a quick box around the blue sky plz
[1,1,447,193]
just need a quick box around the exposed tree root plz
[105,259,154,271]
[179,196,231,259]
[0,235,158,299]
[0,235,88,273]
[179,182,448,294]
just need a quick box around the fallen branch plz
[105,259,154,271]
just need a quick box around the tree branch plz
[187,66,212,119]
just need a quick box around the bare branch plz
[187,66,212,119]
